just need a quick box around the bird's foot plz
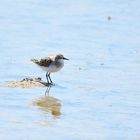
[47,82,55,86]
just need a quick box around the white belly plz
[40,61,64,73]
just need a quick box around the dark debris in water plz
[107,16,111,21]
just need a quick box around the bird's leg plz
[46,72,49,84]
[48,73,53,84]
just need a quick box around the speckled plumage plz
[31,57,53,67]
[31,54,69,84]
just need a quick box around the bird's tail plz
[31,58,40,64]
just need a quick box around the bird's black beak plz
[63,57,69,60]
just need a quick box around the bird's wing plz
[38,57,53,67]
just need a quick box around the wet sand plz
[2,77,47,88]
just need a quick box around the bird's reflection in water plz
[33,85,61,124]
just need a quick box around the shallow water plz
[0,0,140,140]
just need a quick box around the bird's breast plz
[40,61,64,73]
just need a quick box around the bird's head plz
[55,54,69,61]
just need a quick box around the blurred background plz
[0,0,140,140]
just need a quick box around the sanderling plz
[31,54,69,85]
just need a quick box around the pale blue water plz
[0,0,140,140]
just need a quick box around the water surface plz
[0,0,140,140]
